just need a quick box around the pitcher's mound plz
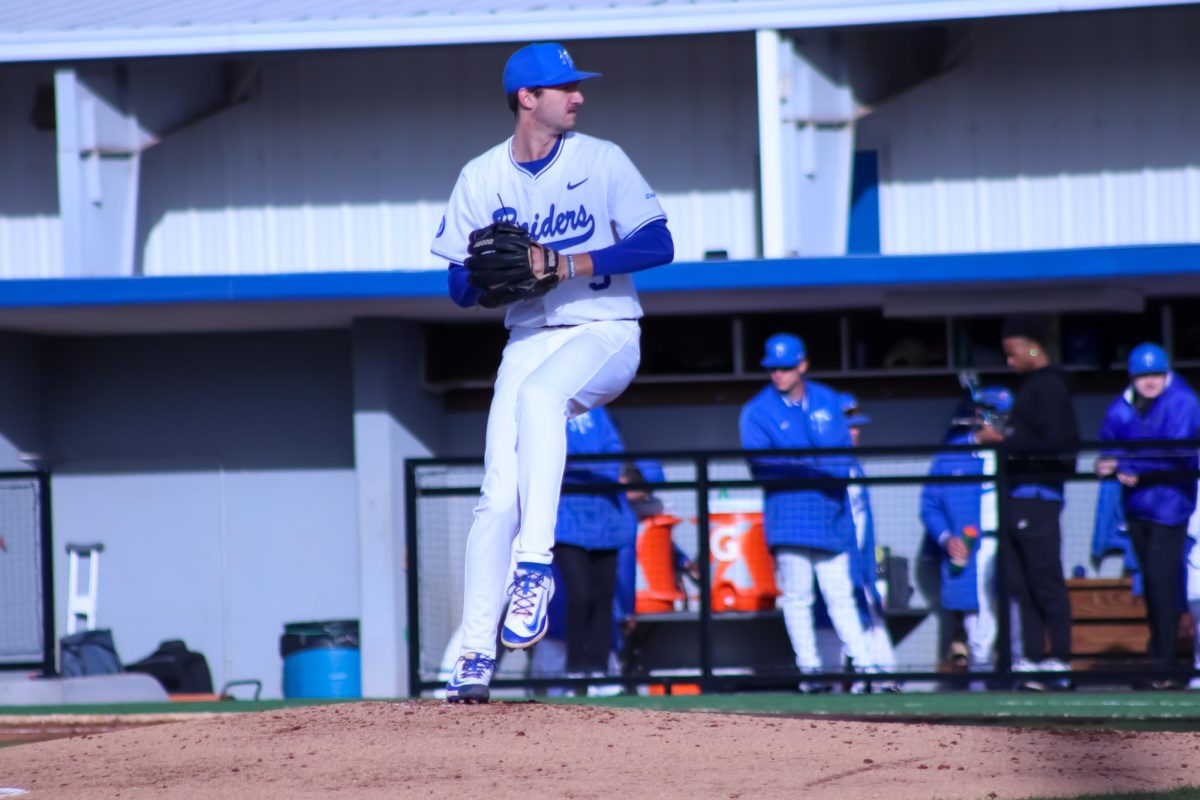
[1,701,1197,799]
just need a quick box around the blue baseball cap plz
[503,43,601,94]
[761,333,806,369]
[1128,342,1169,376]
[839,392,871,427]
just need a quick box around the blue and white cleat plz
[500,564,555,650]
[445,652,496,704]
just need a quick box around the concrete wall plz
[44,330,359,698]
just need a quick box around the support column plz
[54,67,153,277]
[352,319,444,698]
[756,31,858,257]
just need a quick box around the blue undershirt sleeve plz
[447,262,481,308]
[589,219,674,277]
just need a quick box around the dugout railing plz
[405,440,1200,696]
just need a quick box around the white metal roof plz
[0,0,1194,62]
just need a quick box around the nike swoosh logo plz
[567,179,588,190]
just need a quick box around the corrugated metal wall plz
[7,10,1200,277]
[0,65,61,278]
[136,35,760,275]
[860,7,1200,254]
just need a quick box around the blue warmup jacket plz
[919,433,992,612]
[739,380,854,553]
[555,407,638,551]
[1091,480,1143,595]
[1099,373,1200,527]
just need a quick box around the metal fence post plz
[696,456,714,692]
[404,460,422,699]
[994,444,1012,681]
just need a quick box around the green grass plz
[532,690,1200,731]
[1024,790,1200,800]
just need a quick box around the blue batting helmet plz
[1128,342,1169,376]
[839,392,871,427]
[974,386,1013,414]
[761,333,806,369]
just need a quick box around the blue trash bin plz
[280,619,361,699]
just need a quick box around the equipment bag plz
[124,639,214,694]
[59,629,122,677]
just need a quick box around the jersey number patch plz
[589,276,611,291]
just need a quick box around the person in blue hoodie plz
[920,387,1012,680]
[1096,343,1200,685]
[740,333,875,690]
[553,406,639,687]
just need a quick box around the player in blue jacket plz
[1096,343,1200,684]
[920,387,1011,677]
[555,407,638,685]
[739,333,875,689]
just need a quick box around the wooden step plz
[1066,577,1146,620]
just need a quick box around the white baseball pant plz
[849,493,897,672]
[459,319,641,659]
[776,547,875,673]
[964,537,999,670]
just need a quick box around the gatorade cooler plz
[709,512,779,612]
[634,515,686,613]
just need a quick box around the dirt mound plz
[0,701,1196,799]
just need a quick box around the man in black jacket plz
[976,315,1080,690]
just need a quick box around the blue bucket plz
[280,620,361,699]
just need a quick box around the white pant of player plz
[851,509,897,672]
[963,537,999,670]
[814,601,897,672]
[776,547,875,673]
[458,319,641,659]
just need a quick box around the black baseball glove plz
[464,222,561,308]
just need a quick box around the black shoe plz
[1134,678,1183,691]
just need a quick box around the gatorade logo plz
[710,521,751,561]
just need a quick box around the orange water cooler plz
[708,511,779,612]
[634,514,686,613]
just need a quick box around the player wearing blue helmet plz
[434,43,674,703]
[740,334,876,691]
[1097,342,1200,688]
[921,387,1011,681]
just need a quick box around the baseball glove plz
[464,222,561,308]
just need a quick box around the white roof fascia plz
[0,0,1194,62]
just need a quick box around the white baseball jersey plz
[431,132,666,329]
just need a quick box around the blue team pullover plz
[920,432,992,611]
[739,380,854,552]
[555,407,638,551]
[1099,373,1200,527]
